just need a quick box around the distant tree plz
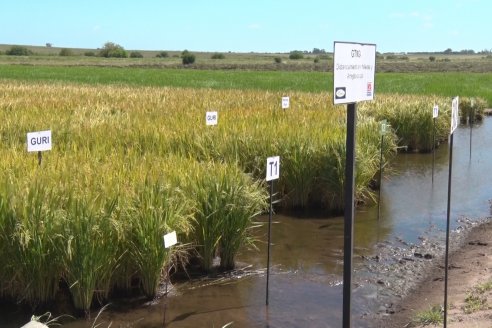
[99,42,128,58]
[59,48,73,56]
[181,50,195,65]
[274,57,282,64]
[314,57,320,63]
[289,50,304,60]
[84,51,96,57]
[443,48,453,54]
[46,43,53,48]
[429,56,436,62]
[6,45,32,56]
[156,51,169,58]
[312,48,326,54]
[211,52,225,59]
[130,51,143,58]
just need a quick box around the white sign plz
[433,105,439,119]
[380,120,388,136]
[282,96,290,109]
[27,130,52,152]
[333,42,376,105]
[163,231,177,248]
[206,111,218,126]
[266,156,280,181]
[451,97,459,134]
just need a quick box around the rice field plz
[0,80,477,313]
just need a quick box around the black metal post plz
[378,134,384,221]
[432,117,436,184]
[37,151,42,166]
[469,108,473,160]
[343,103,356,328]
[444,133,454,328]
[266,180,273,306]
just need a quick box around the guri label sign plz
[27,130,52,152]
[333,42,376,105]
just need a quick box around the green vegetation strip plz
[0,65,491,105]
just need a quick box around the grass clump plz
[414,305,443,325]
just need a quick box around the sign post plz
[281,96,290,110]
[432,105,439,183]
[334,41,376,328]
[470,98,474,160]
[265,155,280,306]
[27,130,52,166]
[206,111,218,126]
[378,120,388,221]
[444,97,459,328]
[162,231,178,327]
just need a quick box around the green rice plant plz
[62,193,122,313]
[178,160,267,272]
[459,96,486,124]
[8,180,65,306]
[127,177,192,298]
[360,95,451,152]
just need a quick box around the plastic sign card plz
[451,97,459,134]
[380,120,388,136]
[282,97,290,109]
[27,130,52,152]
[266,156,280,181]
[433,105,439,118]
[163,231,177,248]
[206,111,218,126]
[333,42,376,105]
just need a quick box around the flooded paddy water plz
[4,118,492,328]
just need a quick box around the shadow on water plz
[8,118,492,328]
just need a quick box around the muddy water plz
[10,119,492,328]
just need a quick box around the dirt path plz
[379,220,492,327]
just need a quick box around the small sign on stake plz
[266,156,280,181]
[163,231,178,248]
[433,105,439,119]
[451,97,459,134]
[206,111,218,126]
[380,120,389,136]
[27,130,52,152]
[281,97,290,109]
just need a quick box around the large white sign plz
[333,42,376,105]
[206,111,218,126]
[266,156,280,181]
[27,130,52,152]
[451,97,459,134]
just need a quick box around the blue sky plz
[1,0,490,53]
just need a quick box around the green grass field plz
[0,65,491,105]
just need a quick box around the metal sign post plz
[432,105,439,184]
[444,96,459,328]
[470,98,474,160]
[334,41,376,328]
[265,156,280,306]
[378,120,388,221]
[162,231,178,327]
